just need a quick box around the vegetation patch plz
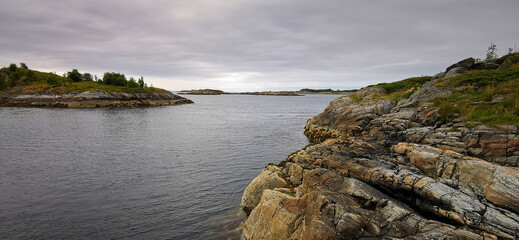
[433,54,519,126]
[372,76,432,101]
[0,63,167,94]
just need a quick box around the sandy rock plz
[241,165,289,212]
[242,190,305,240]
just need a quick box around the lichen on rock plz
[241,55,519,239]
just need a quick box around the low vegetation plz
[434,53,519,126]
[0,63,162,94]
[373,76,432,101]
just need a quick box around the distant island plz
[178,89,225,95]
[240,91,301,96]
[297,88,357,94]
[176,89,356,96]
[0,64,193,108]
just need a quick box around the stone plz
[445,57,476,73]
[241,56,519,239]
[242,190,305,240]
[241,165,289,212]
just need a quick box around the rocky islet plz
[0,88,193,108]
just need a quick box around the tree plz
[486,43,498,60]
[138,76,145,89]
[82,72,93,81]
[8,63,17,72]
[20,63,28,69]
[67,69,82,82]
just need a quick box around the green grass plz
[376,76,432,93]
[1,69,168,94]
[49,81,167,94]
[434,62,519,126]
[444,68,519,88]
[373,76,432,101]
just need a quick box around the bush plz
[0,74,7,90]
[46,76,62,86]
[9,71,21,87]
[103,72,127,86]
[23,71,36,84]
[82,73,93,81]
[8,63,17,72]
[127,77,139,88]
[67,69,82,82]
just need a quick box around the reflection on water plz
[0,94,339,239]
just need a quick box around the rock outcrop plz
[0,88,193,108]
[241,56,519,239]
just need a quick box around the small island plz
[240,91,301,96]
[0,64,193,108]
[297,88,357,94]
[177,89,225,95]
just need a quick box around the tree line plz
[1,63,149,91]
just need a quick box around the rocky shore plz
[0,88,193,108]
[240,56,519,239]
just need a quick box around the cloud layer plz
[1,0,518,91]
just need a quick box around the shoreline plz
[0,90,194,108]
[239,55,519,239]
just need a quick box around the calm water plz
[0,94,339,239]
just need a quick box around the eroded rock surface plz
[242,57,519,239]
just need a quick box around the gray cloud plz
[1,0,518,91]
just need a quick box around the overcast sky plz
[1,0,518,91]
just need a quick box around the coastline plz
[239,55,519,239]
[0,90,193,108]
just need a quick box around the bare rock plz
[241,165,289,212]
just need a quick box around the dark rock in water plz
[240,57,519,239]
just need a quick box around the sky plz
[1,0,518,92]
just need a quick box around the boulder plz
[241,165,288,212]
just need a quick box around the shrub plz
[67,69,82,82]
[8,63,17,72]
[127,77,140,88]
[0,74,7,90]
[46,76,62,86]
[103,72,127,86]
